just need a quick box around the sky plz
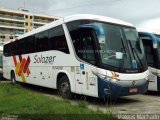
[0,0,160,31]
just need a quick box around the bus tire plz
[58,75,72,99]
[11,71,16,84]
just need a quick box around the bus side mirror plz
[116,52,123,60]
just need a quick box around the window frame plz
[35,30,49,52]
[142,39,155,67]
[48,25,70,54]
[3,25,69,57]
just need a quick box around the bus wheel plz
[58,75,72,99]
[11,72,16,84]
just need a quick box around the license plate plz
[129,88,138,93]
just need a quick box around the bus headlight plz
[145,76,149,81]
[111,78,118,83]
[97,73,118,83]
[108,78,118,83]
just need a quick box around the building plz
[0,8,59,44]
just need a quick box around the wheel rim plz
[60,82,70,96]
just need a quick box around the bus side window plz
[11,42,17,55]
[25,35,35,53]
[4,44,8,57]
[66,20,97,65]
[7,42,17,56]
[80,30,96,65]
[142,39,154,67]
[16,39,25,55]
[48,25,69,54]
[35,30,49,52]
[70,29,96,65]
[4,42,15,56]
[8,43,12,56]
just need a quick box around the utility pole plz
[24,0,26,8]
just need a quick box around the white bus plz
[3,14,149,99]
[138,29,160,91]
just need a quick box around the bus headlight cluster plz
[97,73,119,83]
[145,77,148,80]
[108,78,118,83]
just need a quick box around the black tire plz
[11,72,16,84]
[58,75,72,99]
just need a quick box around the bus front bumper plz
[98,77,149,98]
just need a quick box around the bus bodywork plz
[3,14,149,98]
[139,30,160,91]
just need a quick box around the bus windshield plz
[155,34,160,60]
[95,23,146,72]
[159,43,160,61]
[66,20,147,73]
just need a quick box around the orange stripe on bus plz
[15,62,21,76]
[26,68,30,76]
[23,56,30,73]
[18,59,26,76]
[21,72,26,83]
[13,56,17,67]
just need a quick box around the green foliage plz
[78,101,87,108]
[0,83,118,120]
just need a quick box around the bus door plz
[77,29,98,97]
[142,39,158,91]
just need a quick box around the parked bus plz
[138,29,160,91]
[3,14,149,99]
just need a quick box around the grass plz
[0,83,118,120]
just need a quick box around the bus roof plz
[63,14,133,27]
[137,28,160,35]
[5,14,134,45]
[138,28,160,46]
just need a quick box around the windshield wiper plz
[121,38,127,56]
[128,40,143,68]
[118,37,127,70]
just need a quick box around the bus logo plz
[13,55,31,83]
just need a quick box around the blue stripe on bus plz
[98,77,148,98]
[157,76,160,92]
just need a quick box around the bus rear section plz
[139,30,160,92]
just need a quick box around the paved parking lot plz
[27,84,160,114]
[86,92,160,114]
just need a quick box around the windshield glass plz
[158,43,160,61]
[155,34,160,60]
[66,20,147,73]
[159,43,160,61]
[123,28,146,69]
[95,23,146,71]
